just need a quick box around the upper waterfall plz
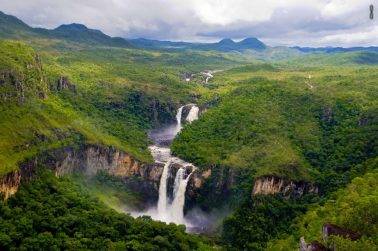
[176,106,184,130]
[186,105,199,123]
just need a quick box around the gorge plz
[131,104,201,228]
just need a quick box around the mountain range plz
[0,10,377,53]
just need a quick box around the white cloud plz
[0,0,377,46]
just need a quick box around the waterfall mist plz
[129,103,222,232]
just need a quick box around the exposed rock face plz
[44,145,164,191]
[0,159,36,200]
[252,176,318,197]
[300,237,328,251]
[323,223,361,241]
[56,76,76,92]
[1,143,216,204]
[185,165,235,211]
[0,171,21,200]
[0,145,163,201]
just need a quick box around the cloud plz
[0,0,377,46]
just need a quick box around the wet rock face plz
[252,176,318,197]
[185,166,235,211]
[149,99,177,126]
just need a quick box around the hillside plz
[268,166,378,250]
[0,11,132,47]
[172,63,378,249]
[0,9,377,251]
[130,37,267,52]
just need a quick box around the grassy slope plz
[172,62,377,249]
[0,37,248,176]
[172,64,378,182]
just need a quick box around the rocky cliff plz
[252,176,318,197]
[0,159,36,200]
[1,143,221,205]
[0,145,163,200]
[0,171,21,200]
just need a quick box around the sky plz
[0,0,377,47]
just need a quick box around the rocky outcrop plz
[300,237,328,251]
[185,165,236,211]
[1,142,215,202]
[0,47,47,104]
[323,223,361,241]
[0,171,21,200]
[56,76,76,92]
[0,159,36,200]
[44,145,164,184]
[252,176,318,197]
[298,224,361,251]
[0,144,162,201]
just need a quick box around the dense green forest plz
[0,168,211,250]
[0,10,377,251]
[172,64,378,249]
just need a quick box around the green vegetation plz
[1,11,377,250]
[0,168,211,250]
[72,171,144,212]
[222,195,310,250]
[172,64,377,248]
[268,167,378,250]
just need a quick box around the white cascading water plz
[186,105,199,123]
[171,168,194,224]
[133,104,198,226]
[176,106,184,130]
[157,160,171,218]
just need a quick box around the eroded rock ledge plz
[0,144,215,202]
[252,176,318,197]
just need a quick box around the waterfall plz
[171,167,194,224]
[140,104,199,226]
[176,106,184,130]
[157,160,171,217]
[186,105,199,123]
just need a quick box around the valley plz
[0,9,377,251]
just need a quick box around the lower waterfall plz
[155,163,194,224]
[171,168,194,224]
[157,160,171,217]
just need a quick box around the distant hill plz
[0,11,132,47]
[0,10,376,56]
[0,11,34,38]
[129,37,267,52]
[292,46,378,54]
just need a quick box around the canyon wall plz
[252,176,318,197]
[0,144,213,202]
